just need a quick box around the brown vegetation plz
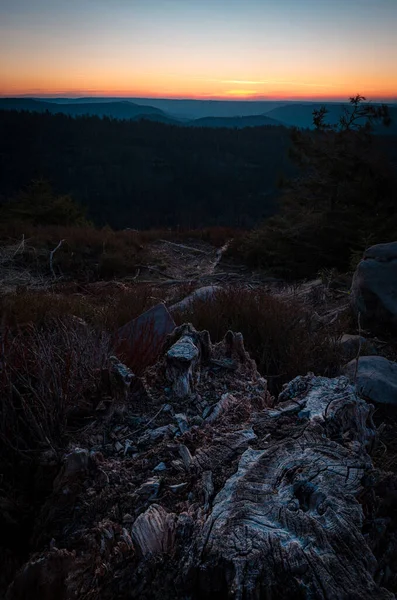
[174,286,345,393]
[0,223,242,282]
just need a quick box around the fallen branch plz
[12,234,25,257]
[159,240,210,255]
[49,239,65,279]
[353,311,362,384]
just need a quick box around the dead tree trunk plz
[6,328,395,600]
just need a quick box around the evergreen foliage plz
[234,97,397,278]
[0,109,293,229]
[0,179,87,226]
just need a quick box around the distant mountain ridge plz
[0,98,174,122]
[189,114,284,128]
[265,103,397,134]
[40,97,286,120]
[1,97,395,133]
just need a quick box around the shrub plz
[230,96,397,279]
[0,223,146,280]
[0,179,88,226]
[174,286,344,394]
[0,320,111,467]
[0,284,161,332]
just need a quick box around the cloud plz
[205,78,336,88]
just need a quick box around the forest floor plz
[1,231,397,599]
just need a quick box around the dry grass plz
[174,286,345,393]
[0,284,165,332]
[1,284,346,394]
[0,223,242,284]
[0,320,111,466]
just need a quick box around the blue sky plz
[1,0,396,99]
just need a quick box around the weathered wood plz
[189,375,390,599]
[131,504,176,556]
[166,335,200,398]
[6,327,396,600]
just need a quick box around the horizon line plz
[1,93,397,103]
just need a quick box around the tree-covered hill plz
[0,109,293,229]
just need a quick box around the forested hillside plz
[0,110,293,229]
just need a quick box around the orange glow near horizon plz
[1,0,396,102]
[2,74,396,102]
[1,69,396,102]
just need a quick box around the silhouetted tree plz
[0,179,87,226]
[237,96,396,278]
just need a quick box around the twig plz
[49,239,65,279]
[159,240,210,254]
[207,239,232,274]
[12,234,25,257]
[119,405,165,441]
[353,312,362,384]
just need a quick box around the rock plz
[116,303,176,364]
[109,356,135,390]
[138,425,177,447]
[135,478,161,501]
[122,513,134,524]
[179,444,193,470]
[174,413,189,433]
[61,448,89,479]
[344,355,397,406]
[123,440,137,456]
[153,462,167,472]
[339,334,378,360]
[205,393,236,423]
[169,482,188,493]
[169,285,222,313]
[351,241,397,330]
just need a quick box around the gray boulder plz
[116,303,176,363]
[344,355,397,406]
[169,286,222,313]
[351,241,397,329]
[339,334,377,360]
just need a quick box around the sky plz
[0,0,396,101]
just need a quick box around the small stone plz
[171,460,185,473]
[202,406,212,419]
[153,462,167,472]
[344,355,397,406]
[124,440,137,456]
[175,413,189,434]
[123,513,134,524]
[63,448,89,478]
[169,482,188,493]
[179,444,193,470]
[138,425,177,447]
[136,478,161,500]
[114,441,123,452]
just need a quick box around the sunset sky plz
[1,0,396,100]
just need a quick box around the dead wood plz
[5,327,396,600]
